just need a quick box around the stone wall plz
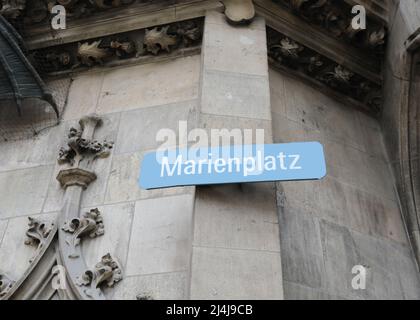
[0,55,201,300]
[270,68,420,299]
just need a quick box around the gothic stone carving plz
[0,274,15,298]
[62,208,104,258]
[58,125,113,168]
[0,0,26,19]
[144,26,178,55]
[24,217,54,263]
[268,27,383,114]
[271,0,387,53]
[30,18,203,73]
[2,0,141,24]
[76,253,122,297]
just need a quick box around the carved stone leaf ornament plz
[62,208,105,258]
[76,253,122,297]
[24,217,54,263]
[77,40,111,67]
[144,26,177,55]
[57,125,114,168]
[0,0,26,19]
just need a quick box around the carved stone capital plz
[57,168,97,189]
[222,0,255,25]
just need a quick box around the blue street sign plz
[139,142,326,190]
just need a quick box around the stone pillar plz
[189,10,283,299]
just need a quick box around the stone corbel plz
[222,0,255,25]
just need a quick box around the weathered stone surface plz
[351,230,420,299]
[278,207,324,289]
[96,56,200,115]
[201,70,271,120]
[63,72,104,121]
[190,247,283,299]
[194,184,280,252]
[82,202,134,273]
[0,213,57,280]
[271,66,420,300]
[199,114,273,144]
[114,100,197,155]
[105,151,193,205]
[203,14,267,76]
[318,220,362,299]
[0,220,7,246]
[0,123,67,172]
[0,166,54,219]
[283,281,346,300]
[112,272,188,300]
[126,194,194,276]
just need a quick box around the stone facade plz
[0,0,420,300]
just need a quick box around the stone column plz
[189,10,283,299]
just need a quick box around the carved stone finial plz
[0,274,15,299]
[57,115,112,169]
[62,208,105,258]
[76,253,122,297]
[56,115,113,189]
[222,0,255,25]
[24,217,54,263]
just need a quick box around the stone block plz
[351,230,420,299]
[114,100,197,154]
[199,113,273,145]
[96,55,200,114]
[283,281,346,300]
[201,70,271,120]
[278,208,324,289]
[0,122,67,172]
[190,246,283,299]
[278,179,320,215]
[194,183,279,252]
[63,72,104,121]
[319,220,363,299]
[126,194,194,276]
[0,166,54,219]
[112,272,188,300]
[105,151,193,205]
[203,14,267,76]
